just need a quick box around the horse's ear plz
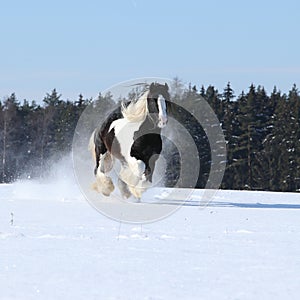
[150,82,155,90]
[165,83,169,90]
[166,100,173,115]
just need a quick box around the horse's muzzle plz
[158,115,168,128]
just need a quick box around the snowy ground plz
[1,180,300,300]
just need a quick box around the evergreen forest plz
[0,80,299,192]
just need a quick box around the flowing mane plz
[121,90,149,122]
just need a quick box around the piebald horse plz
[89,82,171,199]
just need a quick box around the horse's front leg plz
[119,158,148,199]
[144,153,160,182]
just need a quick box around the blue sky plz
[1,0,299,101]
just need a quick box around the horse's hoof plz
[92,173,115,197]
[91,182,114,196]
[129,187,143,200]
[121,189,132,199]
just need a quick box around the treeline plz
[196,82,300,192]
[0,81,299,192]
[0,90,90,182]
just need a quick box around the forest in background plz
[0,79,299,192]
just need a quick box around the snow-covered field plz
[1,179,300,300]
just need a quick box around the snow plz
[1,180,300,300]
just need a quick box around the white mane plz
[121,91,149,122]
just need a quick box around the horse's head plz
[147,82,170,128]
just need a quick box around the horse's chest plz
[109,118,143,157]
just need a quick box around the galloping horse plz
[89,82,171,199]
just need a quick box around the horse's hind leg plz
[118,177,132,199]
[90,131,115,196]
[92,165,114,196]
[92,152,115,197]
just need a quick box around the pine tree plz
[286,85,300,190]
[0,94,20,182]
[230,85,257,189]
[221,83,237,188]
[18,99,40,179]
[252,87,280,190]
[205,85,223,120]
[171,77,184,102]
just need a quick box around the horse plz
[89,82,171,199]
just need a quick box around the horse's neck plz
[142,115,161,134]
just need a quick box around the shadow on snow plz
[146,199,300,210]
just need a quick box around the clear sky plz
[1,0,299,102]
